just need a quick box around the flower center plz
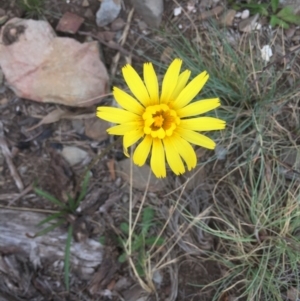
[142,104,180,139]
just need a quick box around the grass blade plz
[35,219,65,237]
[76,172,90,207]
[37,212,64,227]
[64,224,73,291]
[34,188,65,208]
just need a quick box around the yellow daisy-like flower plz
[97,59,225,178]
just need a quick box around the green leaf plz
[132,235,144,251]
[238,3,269,16]
[120,222,129,234]
[271,0,279,13]
[64,225,73,291]
[37,212,64,227]
[277,7,300,25]
[34,188,65,208]
[67,193,76,211]
[118,253,127,263]
[99,236,106,245]
[145,236,164,246]
[270,15,290,28]
[135,263,145,277]
[76,172,90,207]
[141,207,155,236]
[35,219,65,237]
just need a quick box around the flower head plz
[97,59,225,178]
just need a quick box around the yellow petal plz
[176,128,216,149]
[173,71,209,110]
[160,59,182,104]
[170,70,191,101]
[122,64,150,106]
[151,138,166,178]
[177,98,220,118]
[163,136,185,175]
[133,135,152,166]
[97,107,140,123]
[123,129,144,156]
[113,87,145,115]
[170,133,197,170]
[108,121,143,135]
[143,63,159,105]
[180,117,226,131]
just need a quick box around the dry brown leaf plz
[107,159,116,180]
[26,108,65,131]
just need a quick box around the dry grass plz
[118,18,300,301]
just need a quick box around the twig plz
[0,122,24,191]
[110,8,135,77]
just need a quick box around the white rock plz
[96,0,121,27]
[261,45,273,62]
[241,9,250,19]
[235,12,242,18]
[174,7,182,16]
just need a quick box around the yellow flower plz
[97,59,225,178]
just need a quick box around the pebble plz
[174,7,182,16]
[241,9,250,19]
[96,0,121,27]
[235,12,242,18]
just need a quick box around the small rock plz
[72,119,85,134]
[235,12,242,18]
[96,0,121,27]
[84,117,109,142]
[241,9,250,19]
[56,12,84,34]
[174,7,182,16]
[238,13,259,32]
[61,146,90,166]
[110,17,125,31]
[130,0,164,28]
[261,45,273,62]
[82,0,89,7]
[116,159,168,192]
[221,9,236,27]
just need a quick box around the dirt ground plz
[1,0,300,300]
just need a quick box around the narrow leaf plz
[271,0,279,13]
[37,212,64,227]
[35,219,65,237]
[64,225,73,291]
[76,172,91,207]
[34,188,65,208]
